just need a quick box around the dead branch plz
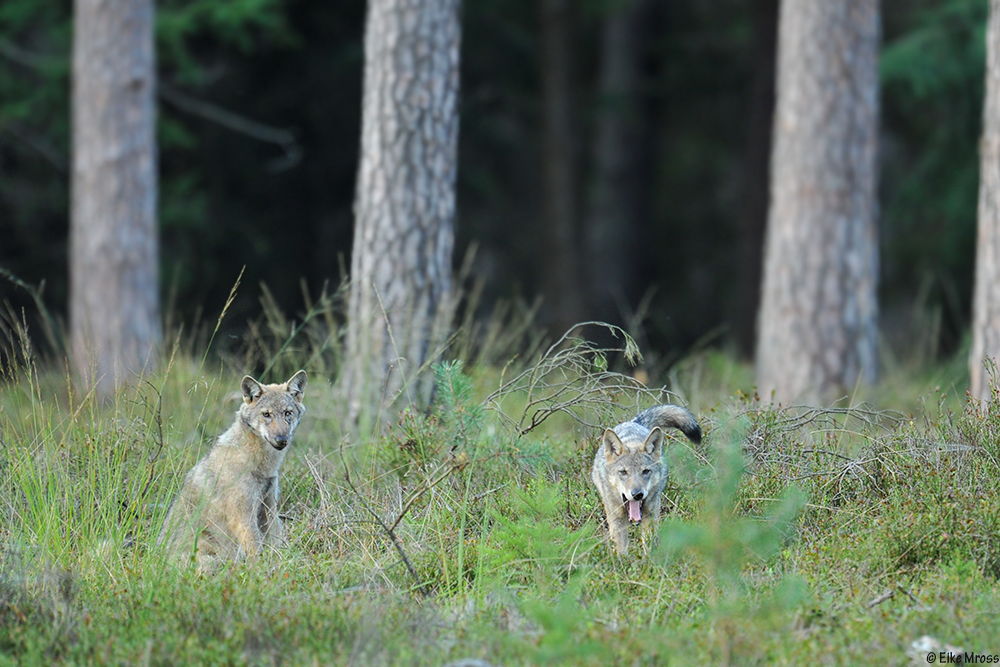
[483,322,675,436]
[340,445,428,598]
[158,83,302,172]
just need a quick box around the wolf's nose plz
[275,435,288,446]
[631,490,644,501]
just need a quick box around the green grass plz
[1,332,999,665]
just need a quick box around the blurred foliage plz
[0,0,993,367]
[881,0,988,356]
[0,0,311,330]
[0,0,71,313]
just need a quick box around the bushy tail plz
[632,404,702,444]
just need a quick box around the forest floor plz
[1,328,998,666]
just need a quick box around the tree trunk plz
[969,0,1000,401]
[755,0,880,404]
[345,0,461,423]
[584,0,650,327]
[734,0,778,359]
[70,0,159,398]
[539,0,583,337]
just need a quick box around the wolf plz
[591,404,701,555]
[158,370,307,572]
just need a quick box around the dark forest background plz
[0,0,986,368]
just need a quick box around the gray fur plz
[158,370,307,573]
[591,403,701,554]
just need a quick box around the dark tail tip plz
[683,423,702,445]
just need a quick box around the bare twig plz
[867,589,894,608]
[0,39,60,70]
[339,441,429,598]
[158,83,302,172]
[896,582,924,607]
[799,448,855,462]
[0,267,63,354]
[483,321,671,436]
[0,124,67,173]
[137,379,166,505]
[387,456,465,533]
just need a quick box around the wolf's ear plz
[602,429,625,461]
[241,376,264,403]
[286,370,307,401]
[644,427,664,456]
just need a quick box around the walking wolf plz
[591,404,701,554]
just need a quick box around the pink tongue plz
[628,500,642,522]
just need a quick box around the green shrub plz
[879,456,1000,577]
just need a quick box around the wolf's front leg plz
[260,484,285,547]
[233,519,264,557]
[225,494,265,558]
[641,494,662,528]
[638,495,662,552]
[601,500,630,555]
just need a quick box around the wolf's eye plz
[618,469,628,477]
[284,409,293,418]
[262,411,272,419]
[642,469,650,476]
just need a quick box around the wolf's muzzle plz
[272,435,289,450]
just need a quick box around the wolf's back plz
[632,404,701,444]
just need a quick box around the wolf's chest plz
[252,473,276,497]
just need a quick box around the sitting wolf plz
[591,404,701,555]
[158,370,307,571]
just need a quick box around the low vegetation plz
[0,317,998,665]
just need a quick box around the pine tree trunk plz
[755,0,880,404]
[969,0,1000,400]
[345,0,461,423]
[70,0,159,398]
[584,0,650,326]
[539,0,583,337]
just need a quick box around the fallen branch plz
[341,452,427,598]
[338,441,464,599]
[867,589,894,608]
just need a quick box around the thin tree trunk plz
[969,0,1000,400]
[345,0,461,424]
[70,0,159,398]
[584,0,650,326]
[539,0,583,337]
[734,0,778,359]
[755,0,880,404]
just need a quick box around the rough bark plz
[969,0,1000,400]
[734,0,778,358]
[584,0,650,326]
[755,0,880,404]
[70,0,159,398]
[345,0,461,423]
[539,0,583,337]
